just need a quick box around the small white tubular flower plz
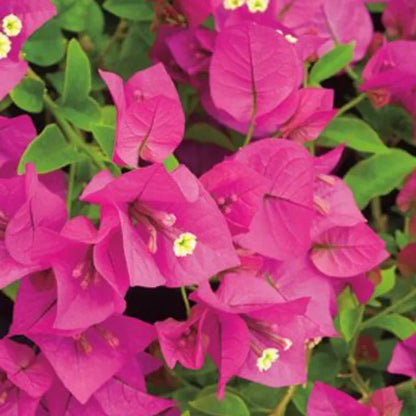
[173,232,197,257]
[223,0,246,10]
[256,348,279,372]
[2,14,22,37]
[0,33,11,59]
[247,0,270,13]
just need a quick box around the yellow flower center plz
[223,0,246,10]
[173,232,197,257]
[247,0,269,12]
[2,14,22,37]
[256,348,279,372]
[0,33,11,59]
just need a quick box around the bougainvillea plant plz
[1,0,416,415]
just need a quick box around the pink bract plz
[100,64,185,167]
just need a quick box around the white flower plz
[247,0,270,13]
[223,0,246,10]
[256,348,279,372]
[3,14,22,37]
[173,232,197,257]
[0,33,11,59]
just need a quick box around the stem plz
[371,197,387,233]
[180,287,191,318]
[43,95,107,171]
[269,385,297,416]
[345,64,360,82]
[345,306,369,398]
[360,287,416,330]
[67,162,76,217]
[348,356,370,399]
[337,93,367,117]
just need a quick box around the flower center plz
[223,0,246,10]
[72,248,102,290]
[2,14,22,37]
[178,326,198,347]
[174,233,197,257]
[256,348,280,372]
[216,194,238,215]
[245,317,293,372]
[247,0,270,12]
[129,201,197,257]
[0,33,11,59]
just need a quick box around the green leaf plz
[364,314,416,340]
[361,103,414,146]
[319,117,388,154]
[107,22,155,79]
[58,98,101,131]
[344,149,416,209]
[395,230,409,250]
[292,383,313,416]
[238,384,284,410]
[61,39,92,107]
[18,124,81,173]
[10,77,45,113]
[186,123,236,151]
[91,125,115,158]
[309,43,355,86]
[53,0,92,33]
[23,20,66,66]
[2,281,20,301]
[372,266,396,299]
[103,0,154,21]
[337,288,364,342]
[309,352,341,384]
[91,106,116,157]
[189,392,250,416]
[85,0,105,39]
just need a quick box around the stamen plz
[317,174,336,186]
[2,14,23,37]
[72,249,101,290]
[73,333,93,355]
[173,232,197,257]
[96,327,119,349]
[223,0,245,10]
[216,194,238,214]
[0,33,11,59]
[314,195,331,215]
[246,318,293,351]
